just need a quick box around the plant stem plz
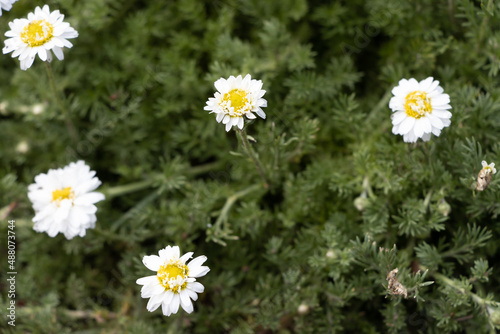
[210,183,263,246]
[366,87,393,124]
[433,271,485,306]
[185,161,224,176]
[103,180,155,199]
[102,161,227,199]
[45,62,78,143]
[214,184,262,229]
[424,267,500,332]
[237,129,270,188]
[477,0,493,52]
[0,201,18,220]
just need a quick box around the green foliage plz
[2,0,500,333]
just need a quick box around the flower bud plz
[354,196,370,211]
[326,249,336,259]
[437,199,451,217]
[32,103,45,115]
[488,306,500,326]
[15,140,29,154]
[297,303,309,315]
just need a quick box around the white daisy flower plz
[136,245,210,316]
[204,74,267,132]
[0,0,18,16]
[389,77,452,143]
[481,161,497,175]
[3,5,78,70]
[27,161,105,239]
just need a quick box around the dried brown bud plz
[476,168,492,191]
[386,268,407,298]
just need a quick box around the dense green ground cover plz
[1,0,500,332]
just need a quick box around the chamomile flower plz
[27,161,105,239]
[0,0,18,16]
[481,161,497,175]
[204,74,267,132]
[389,77,452,143]
[3,5,78,70]
[477,161,496,191]
[136,245,210,316]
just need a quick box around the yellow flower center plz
[157,260,189,293]
[222,89,249,116]
[404,91,432,119]
[52,187,74,202]
[21,20,54,47]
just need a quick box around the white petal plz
[190,266,210,278]
[171,246,180,259]
[21,56,36,70]
[143,255,162,271]
[187,281,205,293]
[422,132,432,141]
[161,299,172,316]
[185,288,198,301]
[141,281,164,298]
[398,117,415,135]
[52,46,64,60]
[414,119,424,138]
[407,78,420,91]
[420,117,432,133]
[428,86,444,97]
[418,77,434,91]
[179,290,194,313]
[255,108,266,119]
[136,275,157,286]
[38,48,47,61]
[431,95,450,106]
[74,192,105,205]
[391,111,407,125]
[146,292,163,312]
[170,294,180,315]
[180,252,194,263]
[214,78,228,93]
[188,255,207,267]
[389,97,405,111]
[54,200,72,223]
[432,110,452,119]
[427,114,444,129]
[163,290,174,305]
[427,80,440,93]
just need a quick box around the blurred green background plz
[1,0,500,333]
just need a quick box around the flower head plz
[0,0,18,16]
[204,74,267,132]
[481,161,497,175]
[136,245,210,316]
[477,161,496,191]
[3,5,78,70]
[389,77,451,143]
[27,161,105,239]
